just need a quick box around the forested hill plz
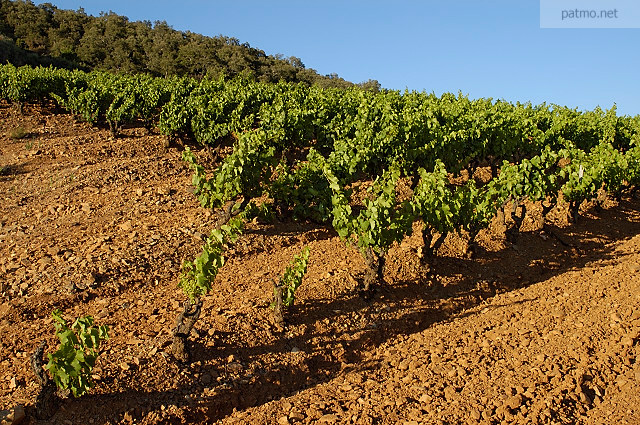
[0,0,380,89]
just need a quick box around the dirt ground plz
[0,103,639,425]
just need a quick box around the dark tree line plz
[0,0,380,90]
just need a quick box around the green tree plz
[4,0,51,53]
[0,0,14,38]
[358,79,381,92]
[145,20,181,77]
[77,12,141,72]
[48,7,88,63]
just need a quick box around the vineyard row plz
[3,63,640,389]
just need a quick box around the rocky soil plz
[0,103,639,425]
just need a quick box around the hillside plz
[0,103,638,424]
[0,0,379,89]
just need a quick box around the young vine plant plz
[276,246,311,308]
[45,309,109,398]
[178,217,244,301]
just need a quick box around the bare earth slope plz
[1,104,639,425]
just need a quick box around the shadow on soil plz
[0,163,26,180]
[48,196,640,424]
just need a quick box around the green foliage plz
[157,77,198,138]
[45,310,109,398]
[182,130,276,209]
[0,64,67,104]
[270,160,332,223]
[324,161,413,258]
[2,63,640,269]
[178,217,244,301]
[275,247,311,308]
[411,161,457,235]
[242,201,275,223]
[561,141,640,203]
[190,77,270,144]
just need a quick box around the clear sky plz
[34,0,640,116]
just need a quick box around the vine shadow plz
[43,196,640,424]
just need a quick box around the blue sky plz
[35,0,640,115]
